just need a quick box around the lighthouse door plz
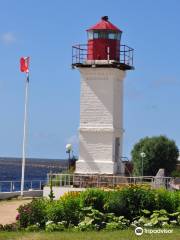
[115,137,120,162]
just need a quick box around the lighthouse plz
[72,16,134,175]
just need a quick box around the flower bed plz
[5,185,180,232]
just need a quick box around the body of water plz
[0,157,67,192]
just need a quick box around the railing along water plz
[0,179,47,192]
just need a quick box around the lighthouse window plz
[94,32,99,39]
[88,31,93,40]
[108,33,116,39]
[117,33,121,40]
[99,32,107,39]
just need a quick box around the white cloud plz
[1,32,16,44]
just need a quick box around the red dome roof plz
[87,16,122,32]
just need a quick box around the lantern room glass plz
[88,31,121,40]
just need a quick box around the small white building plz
[72,16,134,175]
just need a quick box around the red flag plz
[20,57,30,73]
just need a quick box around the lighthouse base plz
[73,173,126,188]
[75,159,120,175]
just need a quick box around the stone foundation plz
[73,174,127,188]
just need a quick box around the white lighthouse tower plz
[72,16,134,175]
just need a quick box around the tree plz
[131,135,179,176]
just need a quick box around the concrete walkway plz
[0,199,31,225]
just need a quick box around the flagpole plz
[20,72,29,197]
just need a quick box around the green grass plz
[0,229,180,240]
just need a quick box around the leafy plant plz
[80,189,107,212]
[105,215,130,230]
[25,224,40,232]
[155,189,180,213]
[48,173,55,201]
[132,209,180,228]
[17,199,47,228]
[46,201,64,223]
[45,221,66,232]
[59,193,81,226]
[77,206,106,231]
[105,185,156,220]
[171,170,180,177]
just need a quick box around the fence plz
[72,44,134,70]
[1,175,175,192]
[47,173,173,189]
[0,179,47,192]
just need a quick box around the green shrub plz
[46,194,81,226]
[59,193,81,226]
[131,209,180,228]
[171,170,180,177]
[80,189,107,212]
[105,185,156,220]
[46,201,64,223]
[17,198,47,228]
[155,189,180,212]
[77,207,106,231]
[48,175,55,201]
[16,185,180,231]
[25,224,40,232]
[45,221,66,232]
[77,207,130,231]
[105,215,130,230]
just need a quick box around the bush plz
[80,189,107,212]
[105,215,130,230]
[46,193,81,226]
[77,207,106,231]
[45,221,66,232]
[46,201,64,223]
[59,192,81,226]
[155,189,180,213]
[131,209,180,228]
[16,186,180,231]
[171,170,180,177]
[25,224,40,232]
[77,207,130,231]
[17,198,47,228]
[105,185,156,220]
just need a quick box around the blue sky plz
[0,0,180,159]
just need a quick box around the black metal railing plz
[72,44,134,70]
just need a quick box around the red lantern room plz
[87,16,122,61]
[72,16,134,70]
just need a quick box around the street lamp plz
[140,152,146,177]
[66,144,72,172]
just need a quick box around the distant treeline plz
[0,157,67,168]
[0,157,68,181]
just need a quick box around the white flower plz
[170,220,177,224]
[46,221,53,226]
